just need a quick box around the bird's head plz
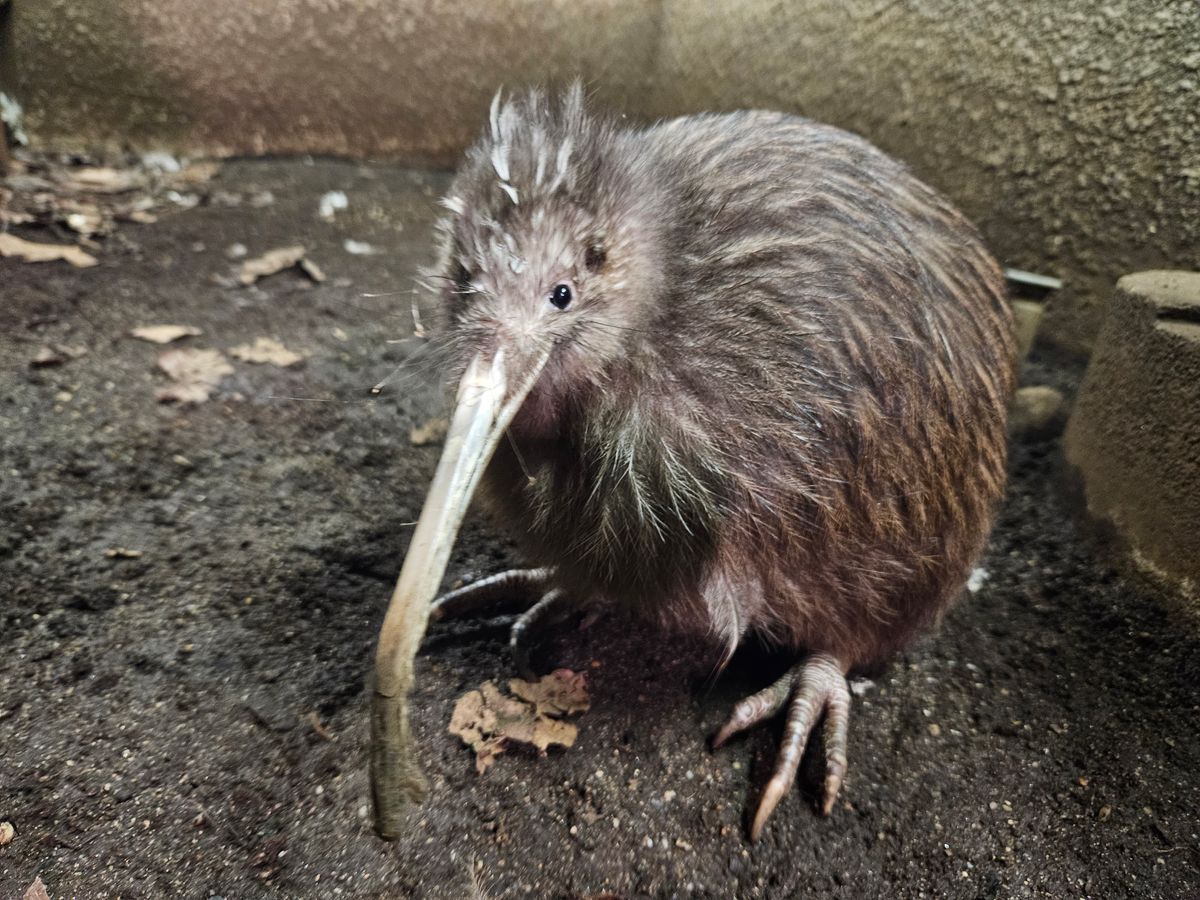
[386,85,668,631]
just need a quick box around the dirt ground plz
[1,158,1198,900]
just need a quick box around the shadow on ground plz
[1,159,1197,899]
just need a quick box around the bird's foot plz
[712,652,851,842]
[430,568,552,621]
[430,568,572,679]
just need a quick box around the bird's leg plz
[712,652,851,842]
[431,569,574,678]
[509,587,575,680]
[430,567,552,622]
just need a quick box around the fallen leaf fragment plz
[104,547,144,559]
[23,877,50,900]
[449,673,587,774]
[0,233,98,267]
[509,669,591,717]
[230,336,306,367]
[238,245,322,286]
[66,165,143,193]
[30,344,87,367]
[131,324,202,344]
[170,160,222,186]
[0,820,13,845]
[306,711,334,741]
[299,257,326,283]
[156,347,233,404]
[409,416,448,446]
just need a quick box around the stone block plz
[1064,271,1200,606]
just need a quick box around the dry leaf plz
[29,344,87,367]
[0,233,98,268]
[299,257,326,283]
[63,203,106,236]
[23,877,50,900]
[66,166,144,193]
[104,547,144,559]
[131,324,202,344]
[509,669,591,717]
[409,416,448,446]
[0,821,13,846]
[449,675,584,774]
[122,209,158,224]
[156,347,233,404]
[170,161,222,186]
[237,245,307,286]
[230,336,306,367]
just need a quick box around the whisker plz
[506,429,536,485]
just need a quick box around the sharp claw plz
[821,772,843,816]
[750,776,788,843]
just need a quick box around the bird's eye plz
[550,283,573,310]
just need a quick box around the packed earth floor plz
[1,158,1198,899]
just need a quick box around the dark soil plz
[1,159,1198,900]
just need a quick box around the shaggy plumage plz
[420,84,1015,835]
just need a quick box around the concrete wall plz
[3,0,1198,355]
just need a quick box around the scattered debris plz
[230,337,306,367]
[0,820,13,846]
[409,416,449,446]
[1,152,220,249]
[306,711,334,741]
[1,92,29,146]
[104,547,144,559]
[130,324,203,345]
[140,151,182,174]
[509,669,591,717]
[343,238,376,255]
[0,233,98,268]
[967,567,989,593]
[155,347,234,404]
[849,677,876,697]
[238,245,325,286]
[449,671,589,774]
[29,343,87,367]
[299,257,327,283]
[63,203,105,236]
[22,878,50,900]
[65,166,142,194]
[319,190,348,220]
[1009,385,1067,440]
[225,242,248,260]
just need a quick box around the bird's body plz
[397,86,1015,839]
[464,105,1014,671]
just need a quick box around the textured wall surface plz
[648,0,1200,354]
[3,0,1199,353]
[1064,271,1200,607]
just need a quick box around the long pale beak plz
[369,347,549,839]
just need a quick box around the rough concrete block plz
[1064,271,1200,606]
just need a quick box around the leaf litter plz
[230,337,306,367]
[0,232,97,267]
[156,348,234,404]
[237,245,325,286]
[1,151,222,254]
[130,324,203,344]
[449,669,589,774]
[29,344,88,367]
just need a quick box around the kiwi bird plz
[378,84,1015,841]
